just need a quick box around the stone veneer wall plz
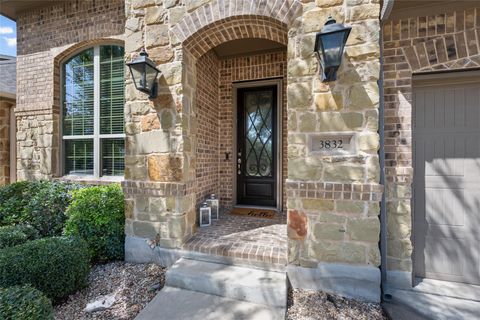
[125,0,383,276]
[0,100,13,185]
[15,0,125,181]
[286,0,382,269]
[383,6,480,273]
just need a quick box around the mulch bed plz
[287,289,387,320]
[54,262,166,320]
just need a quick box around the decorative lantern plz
[206,194,219,220]
[199,202,211,227]
[126,48,160,99]
[314,16,352,82]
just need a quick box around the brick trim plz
[181,15,289,59]
[171,0,302,45]
[122,180,188,196]
[286,181,383,202]
[52,38,124,109]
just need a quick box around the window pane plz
[63,48,94,136]
[100,45,125,134]
[102,138,125,176]
[65,139,94,175]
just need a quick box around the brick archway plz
[181,15,289,59]
[171,0,302,51]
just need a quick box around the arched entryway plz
[175,13,293,264]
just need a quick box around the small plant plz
[0,236,91,301]
[0,225,39,249]
[64,184,125,262]
[0,285,53,320]
[0,181,80,237]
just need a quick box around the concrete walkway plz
[135,287,285,320]
[135,257,287,320]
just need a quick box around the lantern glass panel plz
[144,64,159,92]
[206,198,219,220]
[320,32,346,67]
[129,63,147,92]
[199,205,211,227]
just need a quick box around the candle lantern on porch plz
[206,194,219,220]
[199,202,211,227]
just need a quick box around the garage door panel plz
[425,188,465,226]
[414,80,480,286]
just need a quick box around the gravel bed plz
[54,262,166,320]
[287,289,387,320]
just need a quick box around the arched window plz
[62,45,125,177]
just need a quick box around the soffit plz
[0,0,67,21]
[213,38,286,58]
[389,0,477,20]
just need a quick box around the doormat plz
[230,207,276,219]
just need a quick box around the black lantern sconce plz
[127,48,160,99]
[314,16,352,82]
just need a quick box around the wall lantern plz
[126,48,160,99]
[314,16,352,82]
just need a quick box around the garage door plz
[414,76,480,286]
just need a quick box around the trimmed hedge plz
[0,285,53,320]
[0,181,80,237]
[64,184,125,262]
[0,237,91,301]
[0,225,39,249]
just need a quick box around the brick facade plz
[15,0,125,181]
[195,50,220,206]
[218,51,287,209]
[383,6,480,273]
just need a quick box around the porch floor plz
[183,212,287,266]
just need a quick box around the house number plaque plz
[308,133,356,156]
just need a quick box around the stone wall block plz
[287,82,313,109]
[317,112,364,132]
[346,218,380,242]
[288,157,323,180]
[146,24,170,48]
[302,199,335,211]
[147,154,183,182]
[288,210,308,240]
[313,223,345,241]
[303,8,345,33]
[323,163,365,183]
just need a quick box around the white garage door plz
[414,75,480,286]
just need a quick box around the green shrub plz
[0,285,53,320]
[65,184,125,262]
[0,237,91,301]
[0,181,80,237]
[0,225,39,249]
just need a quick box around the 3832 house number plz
[309,133,355,156]
[317,139,343,149]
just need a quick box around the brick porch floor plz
[183,212,287,265]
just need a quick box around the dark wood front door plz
[236,85,277,207]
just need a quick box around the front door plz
[236,85,277,207]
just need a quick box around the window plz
[62,45,125,177]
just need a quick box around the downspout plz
[379,0,395,301]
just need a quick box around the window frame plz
[60,45,125,180]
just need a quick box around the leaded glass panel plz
[244,90,273,177]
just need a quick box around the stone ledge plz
[287,263,381,302]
